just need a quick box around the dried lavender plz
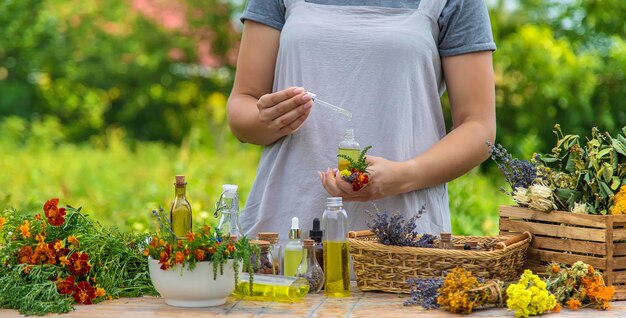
[488,142,537,191]
[367,207,435,248]
[404,277,443,309]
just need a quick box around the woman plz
[227,0,496,243]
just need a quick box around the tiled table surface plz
[2,285,625,318]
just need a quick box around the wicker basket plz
[348,230,532,293]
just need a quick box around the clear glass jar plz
[322,197,350,297]
[296,239,324,293]
[257,232,282,275]
[214,184,243,239]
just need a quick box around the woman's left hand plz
[318,156,413,202]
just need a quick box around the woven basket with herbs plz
[347,227,531,294]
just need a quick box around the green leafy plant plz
[145,208,255,285]
[0,199,156,316]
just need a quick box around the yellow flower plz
[67,235,79,247]
[59,256,70,267]
[95,287,106,298]
[18,220,31,239]
[340,169,352,177]
[610,185,626,215]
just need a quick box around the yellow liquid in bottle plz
[234,281,309,302]
[170,200,192,239]
[324,241,350,297]
[337,147,360,171]
[283,248,304,277]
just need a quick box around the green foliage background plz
[1,0,624,235]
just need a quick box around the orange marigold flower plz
[194,249,206,261]
[56,276,76,295]
[73,281,97,305]
[60,256,70,267]
[201,224,211,234]
[174,251,184,264]
[18,220,31,238]
[17,246,34,265]
[0,216,6,229]
[566,298,581,310]
[550,263,561,274]
[36,233,46,245]
[143,247,150,257]
[54,240,64,252]
[552,302,561,313]
[186,231,195,242]
[227,244,236,254]
[68,252,91,277]
[34,214,42,221]
[68,235,79,247]
[95,287,106,298]
[43,198,66,226]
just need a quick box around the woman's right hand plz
[257,87,313,136]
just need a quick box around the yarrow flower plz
[571,202,588,214]
[506,269,557,318]
[611,185,626,215]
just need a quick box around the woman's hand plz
[318,156,414,201]
[257,87,313,136]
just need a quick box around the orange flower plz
[550,263,561,274]
[34,214,42,221]
[60,256,70,267]
[227,244,236,254]
[56,276,76,295]
[68,252,91,277]
[43,198,66,226]
[54,240,64,252]
[67,235,79,247]
[0,216,6,229]
[193,249,206,261]
[36,233,46,246]
[566,298,581,310]
[73,281,96,304]
[174,251,184,264]
[552,302,561,313]
[186,231,195,242]
[582,275,614,309]
[143,247,150,257]
[17,246,34,265]
[95,287,106,298]
[17,220,31,238]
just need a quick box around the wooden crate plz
[499,205,626,300]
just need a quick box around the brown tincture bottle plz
[170,175,192,240]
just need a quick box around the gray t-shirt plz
[242,0,496,57]
[237,0,496,245]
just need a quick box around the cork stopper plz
[175,175,187,185]
[303,239,315,247]
[257,232,279,244]
[440,232,452,241]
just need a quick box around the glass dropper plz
[306,92,352,120]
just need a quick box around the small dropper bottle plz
[309,218,324,272]
[283,217,303,277]
[338,129,360,172]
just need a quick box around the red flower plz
[68,252,92,277]
[193,249,206,261]
[73,281,96,304]
[43,198,66,226]
[56,276,76,295]
[174,251,184,264]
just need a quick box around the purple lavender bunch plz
[488,142,537,191]
[404,276,443,309]
[367,207,435,248]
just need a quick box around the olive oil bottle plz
[170,175,192,239]
[338,128,360,171]
[322,197,350,297]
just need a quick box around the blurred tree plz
[0,0,243,145]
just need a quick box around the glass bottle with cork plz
[296,239,325,293]
[170,175,192,240]
[257,232,282,275]
[214,184,243,240]
[338,128,360,171]
[439,232,453,249]
[322,197,350,297]
[283,217,303,277]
